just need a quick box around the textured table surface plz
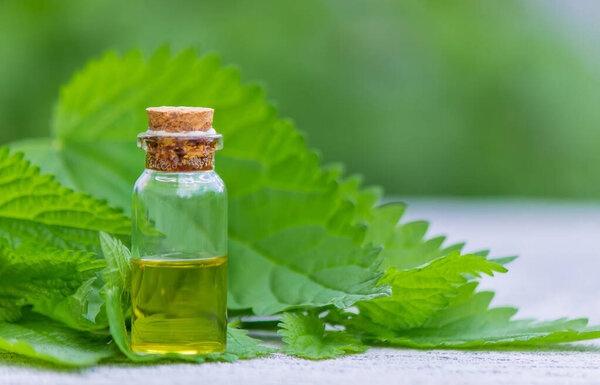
[2,198,600,385]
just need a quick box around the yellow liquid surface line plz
[131,255,228,355]
[131,256,228,268]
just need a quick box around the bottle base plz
[132,341,226,355]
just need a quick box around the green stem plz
[239,319,280,331]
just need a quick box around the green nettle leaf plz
[5,47,600,362]
[278,312,367,359]
[99,233,274,362]
[0,311,115,366]
[99,231,131,291]
[371,282,600,348]
[225,326,276,359]
[356,252,507,331]
[0,238,107,330]
[11,48,390,315]
[359,203,467,270]
[0,147,130,252]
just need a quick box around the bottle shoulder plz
[134,170,226,195]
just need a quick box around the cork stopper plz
[146,106,214,132]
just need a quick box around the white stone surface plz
[2,198,600,385]
[3,349,600,385]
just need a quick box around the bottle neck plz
[145,151,214,172]
[142,136,220,172]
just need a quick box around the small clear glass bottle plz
[131,107,227,355]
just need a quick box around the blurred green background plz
[2,0,600,197]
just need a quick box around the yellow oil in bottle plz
[131,255,227,355]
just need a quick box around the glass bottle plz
[131,107,227,355]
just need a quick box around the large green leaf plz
[0,147,130,252]
[0,311,115,366]
[0,238,106,330]
[10,48,600,351]
[359,202,466,270]
[371,282,600,348]
[11,48,389,315]
[356,252,507,331]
